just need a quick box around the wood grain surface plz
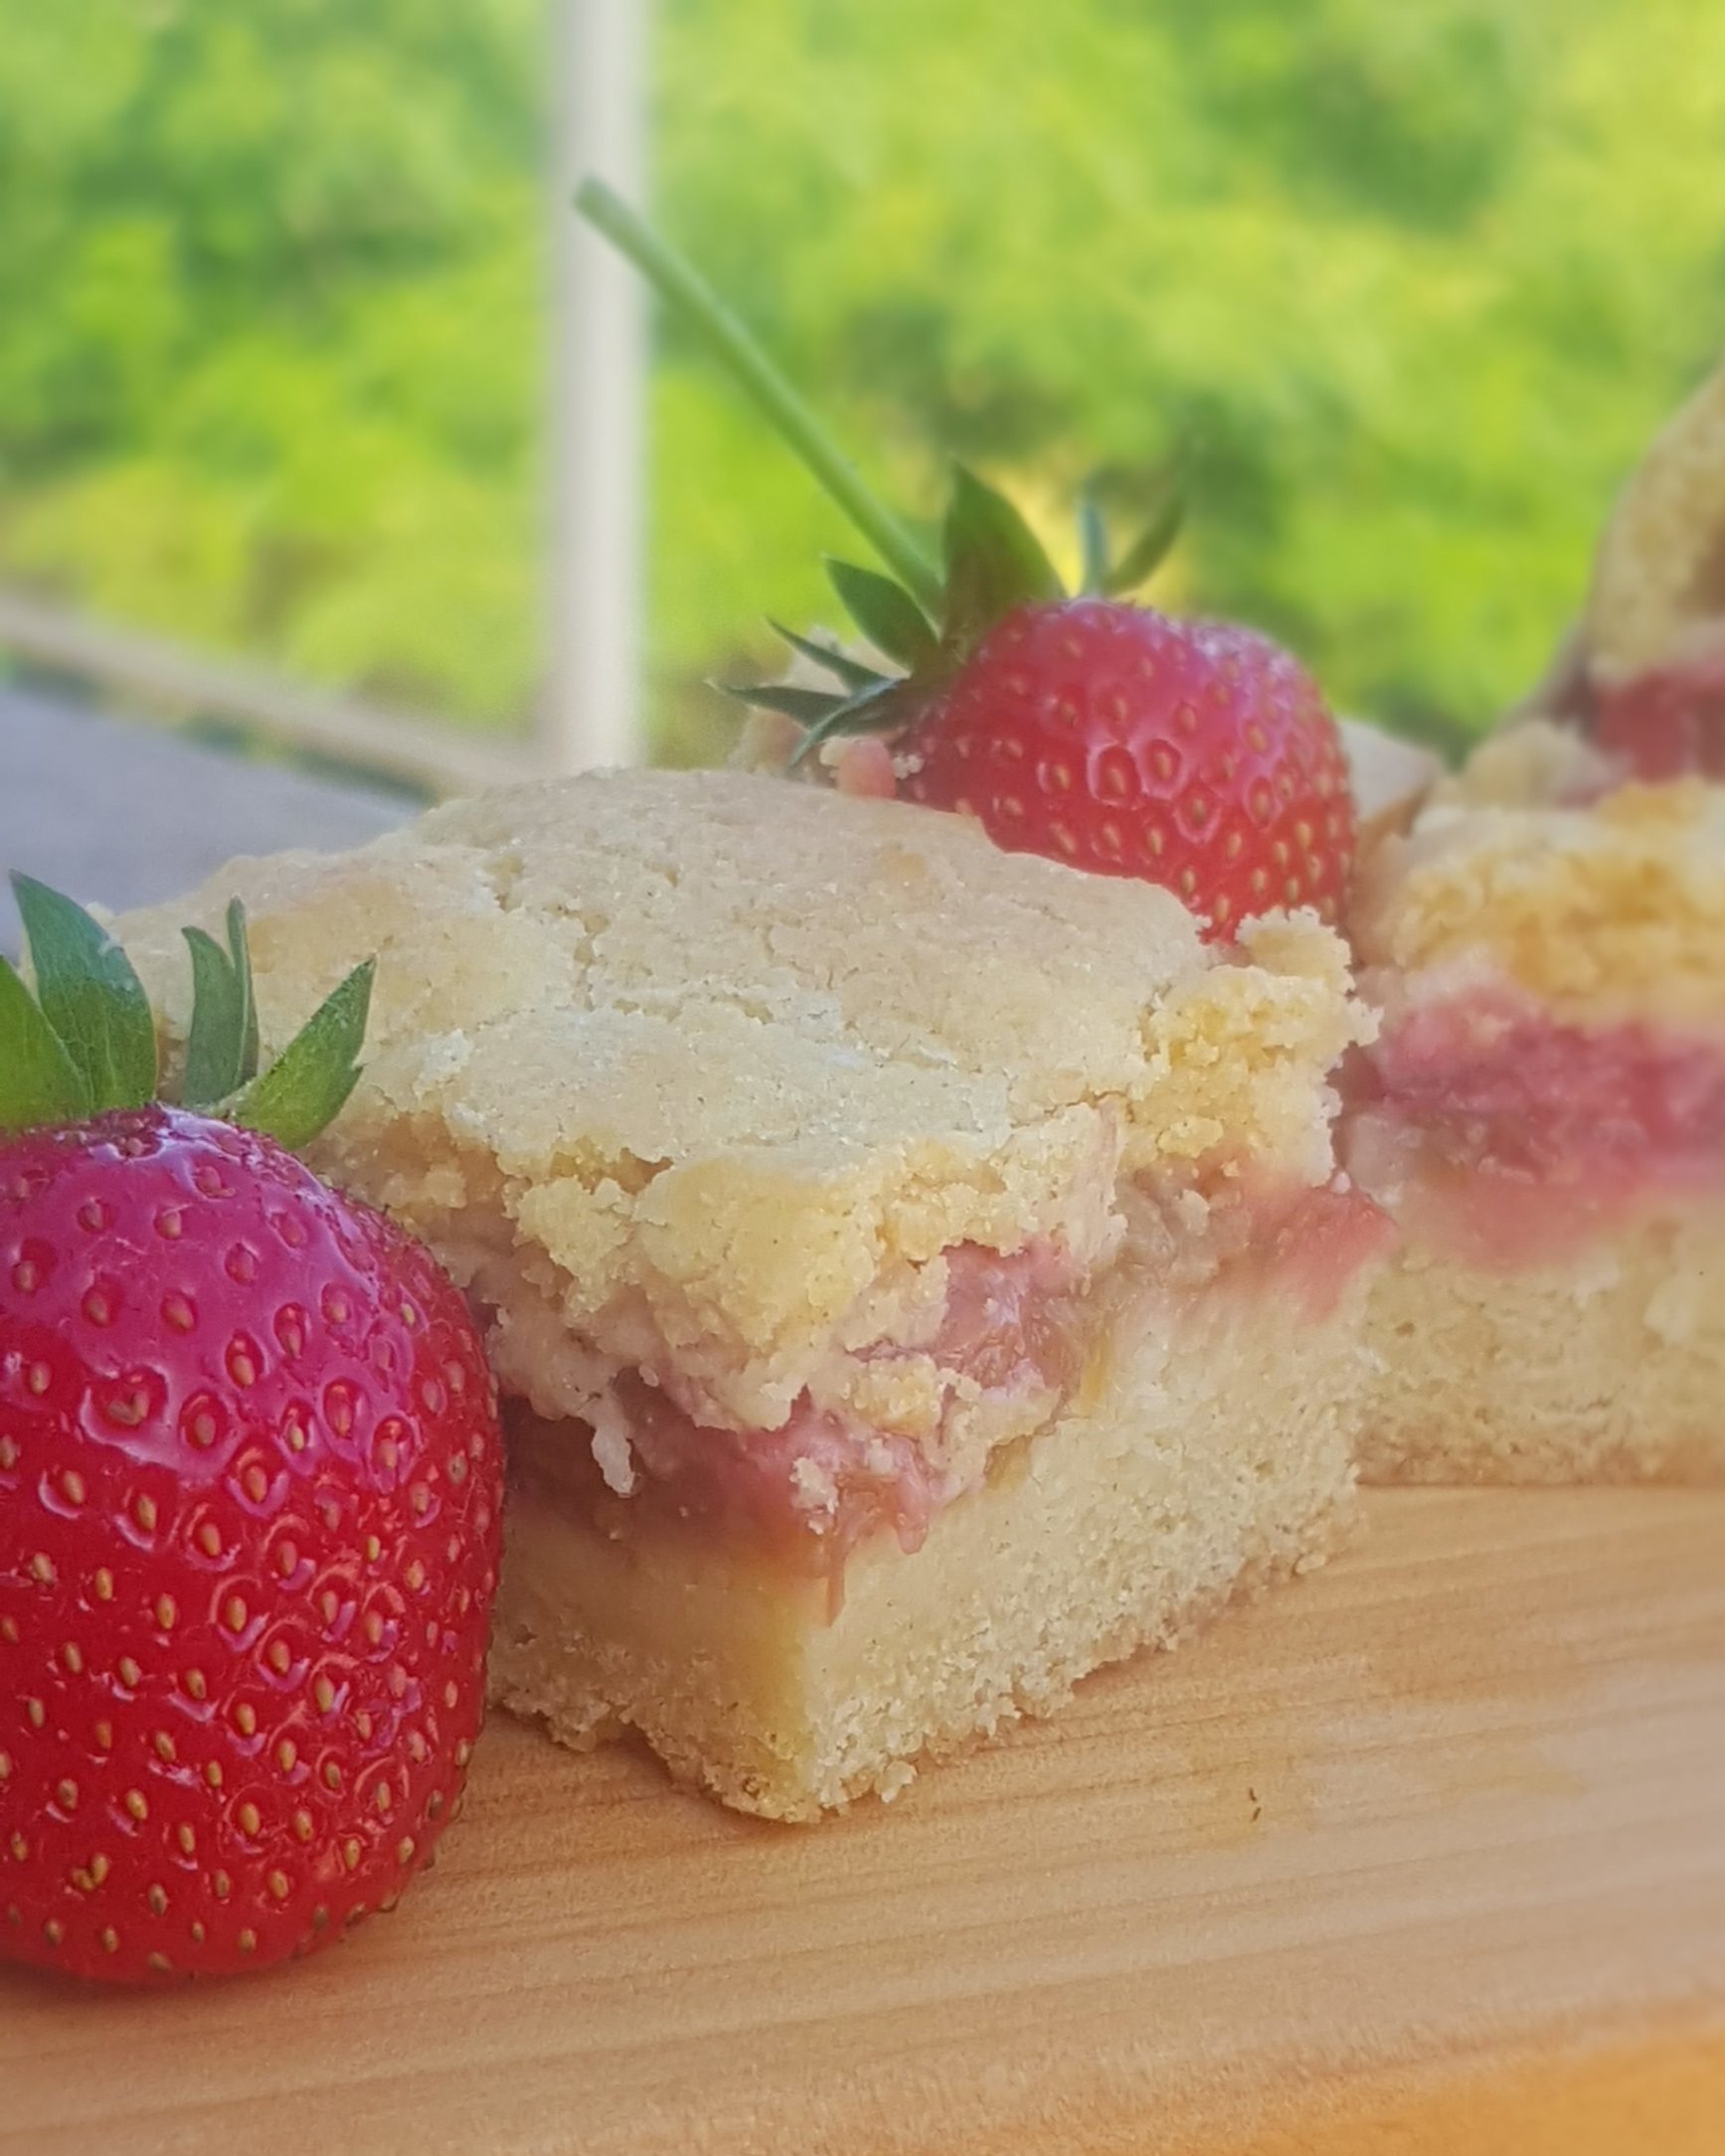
[5,1488,1723,2155]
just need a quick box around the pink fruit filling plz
[516,1180,1385,1585]
[1537,640,1725,787]
[1345,988,1725,1265]
[516,1242,1084,1587]
[1246,1178,1397,1321]
[620,1237,1090,1576]
[1592,654,1725,783]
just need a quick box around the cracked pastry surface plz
[114,768,1365,1447]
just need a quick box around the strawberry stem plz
[577,179,943,614]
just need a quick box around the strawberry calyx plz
[577,183,1355,941]
[729,465,1186,769]
[726,467,1061,764]
[577,180,1185,765]
[1,875,372,1148]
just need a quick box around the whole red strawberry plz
[1,881,501,1985]
[578,180,1357,936]
[897,599,1352,931]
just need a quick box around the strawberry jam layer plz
[1345,988,1725,1266]
[515,1242,1083,1590]
[1245,1177,1397,1321]
[1592,653,1725,783]
[628,1237,1094,1572]
[513,1185,1386,1591]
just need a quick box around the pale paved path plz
[0,685,413,954]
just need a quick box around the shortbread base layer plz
[487,1291,1367,1820]
[1359,1207,1725,1485]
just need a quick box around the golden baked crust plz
[1353,724,1725,1028]
[1358,1210,1725,1487]
[113,769,1362,1433]
[1585,348,1725,682]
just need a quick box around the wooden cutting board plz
[6,1488,1723,2155]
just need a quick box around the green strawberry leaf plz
[1077,492,1110,596]
[181,926,249,1109]
[1106,496,1184,595]
[1,873,372,1150]
[184,899,266,1105]
[940,465,1064,657]
[230,959,375,1151]
[718,681,854,726]
[227,899,260,1085]
[10,874,157,1112]
[1103,459,1187,596]
[825,558,938,669]
[767,621,889,694]
[787,678,922,766]
[0,955,91,1133]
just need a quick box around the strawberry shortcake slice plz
[114,768,1384,1817]
[1346,357,1725,1484]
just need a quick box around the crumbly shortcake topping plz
[1437,718,1613,813]
[1354,723,1725,1028]
[114,769,1363,1434]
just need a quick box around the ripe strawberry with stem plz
[1,878,502,1984]
[580,180,1354,935]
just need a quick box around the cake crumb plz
[589,1394,637,1497]
[790,1455,839,1520]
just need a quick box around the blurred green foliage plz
[2,0,1722,755]
[0,1,544,723]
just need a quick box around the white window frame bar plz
[544,0,650,773]
[0,2,650,794]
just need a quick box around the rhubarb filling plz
[1581,652,1725,785]
[1344,985,1725,1266]
[508,1173,1388,1597]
